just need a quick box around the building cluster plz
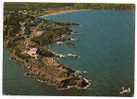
[24,47,38,59]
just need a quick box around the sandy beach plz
[44,9,91,17]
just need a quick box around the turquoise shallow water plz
[3,10,135,96]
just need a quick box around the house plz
[25,47,38,59]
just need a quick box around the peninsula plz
[4,5,91,90]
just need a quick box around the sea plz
[3,10,135,96]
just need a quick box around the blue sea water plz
[3,10,135,96]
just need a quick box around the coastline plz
[43,9,92,90]
[4,3,135,95]
[43,9,91,17]
[4,9,91,90]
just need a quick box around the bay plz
[3,10,135,96]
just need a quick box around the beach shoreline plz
[43,9,91,17]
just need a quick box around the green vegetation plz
[4,2,73,11]
[4,5,90,89]
[4,2,135,11]
[73,3,135,10]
